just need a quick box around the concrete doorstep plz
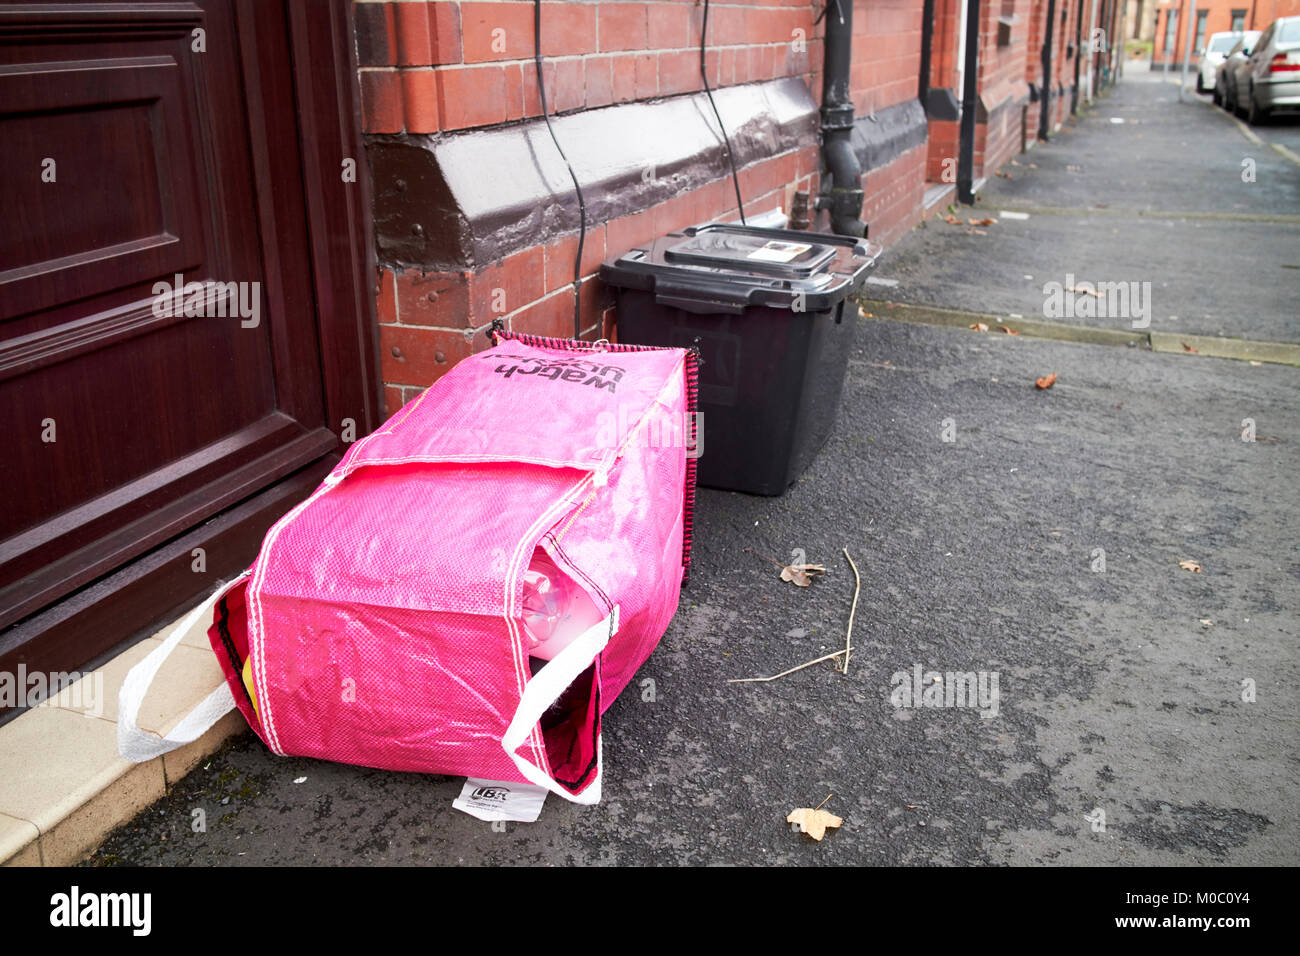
[0,610,245,866]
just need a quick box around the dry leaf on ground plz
[944,214,961,224]
[780,564,827,587]
[1179,560,1203,573]
[998,325,1020,335]
[1182,343,1199,353]
[970,322,990,332]
[787,806,843,841]
[1035,372,1058,389]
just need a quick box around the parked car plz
[1198,31,1247,93]
[1215,32,1262,109]
[1236,16,1300,123]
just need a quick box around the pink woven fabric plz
[206,334,696,801]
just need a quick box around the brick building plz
[358,0,1125,412]
[1153,0,1300,65]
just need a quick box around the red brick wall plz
[358,0,831,410]
[355,0,823,135]
[1024,0,1084,143]
[1025,0,1043,137]
[1057,0,1081,131]
[926,0,962,185]
[925,0,1036,191]
[862,143,927,246]
[849,0,929,245]
[357,0,1052,409]
[1156,0,1300,65]
[852,0,925,112]
[375,143,821,414]
[974,0,1031,177]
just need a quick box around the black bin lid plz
[600,222,880,314]
[664,230,838,278]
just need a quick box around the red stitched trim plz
[494,330,677,354]
[682,348,699,587]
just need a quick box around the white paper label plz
[453,777,549,823]
[748,240,812,263]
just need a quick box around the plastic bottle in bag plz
[521,549,601,661]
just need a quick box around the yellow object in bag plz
[241,657,259,718]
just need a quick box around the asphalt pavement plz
[88,72,1298,867]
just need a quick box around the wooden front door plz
[0,0,378,715]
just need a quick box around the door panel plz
[1,55,205,322]
[0,1,377,674]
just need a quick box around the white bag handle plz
[501,606,618,804]
[118,574,248,763]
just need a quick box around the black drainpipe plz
[957,0,982,204]
[1072,2,1083,114]
[1040,0,1057,141]
[919,0,935,108]
[817,0,867,236]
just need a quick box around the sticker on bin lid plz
[663,230,837,276]
[453,777,548,822]
[748,240,813,263]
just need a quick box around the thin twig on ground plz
[841,547,861,675]
[744,546,786,570]
[727,649,847,684]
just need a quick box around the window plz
[1195,10,1208,52]
[1231,9,1247,32]
[1164,10,1178,54]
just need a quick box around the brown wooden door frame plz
[0,0,380,721]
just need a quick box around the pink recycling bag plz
[118,332,698,805]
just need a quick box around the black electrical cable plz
[701,0,745,225]
[814,0,844,28]
[533,0,587,339]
